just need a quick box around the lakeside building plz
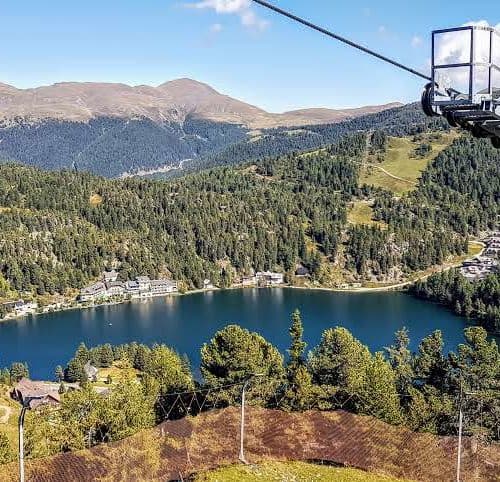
[459,234,500,281]
[78,273,178,303]
[240,275,257,286]
[102,270,119,283]
[1,299,38,316]
[79,282,107,302]
[256,271,285,286]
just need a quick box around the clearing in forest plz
[360,132,458,194]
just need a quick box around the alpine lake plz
[0,288,477,380]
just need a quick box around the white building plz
[79,282,107,302]
[256,271,284,286]
[105,281,125,297]
[150,279,178,295]
[102,270,119,283]
[241,275,257,286]
[136,276,151,292]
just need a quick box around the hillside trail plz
[359,132,416,186]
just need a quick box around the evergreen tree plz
[201,325,285,405]
[386,328,414,397]
[9,362,29,382]
[282,310,316,411]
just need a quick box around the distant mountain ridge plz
[0,78,401,129]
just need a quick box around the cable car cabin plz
[422,25,500,148]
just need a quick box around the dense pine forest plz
[0,116,248,178]
[412,270,500,333]
[1,126,499,331]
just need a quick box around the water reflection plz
[0,289,473,380]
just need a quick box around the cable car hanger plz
[250,0,500,148]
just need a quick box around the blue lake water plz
[0,288,473,380]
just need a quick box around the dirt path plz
[356,159,416,186]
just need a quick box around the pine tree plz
[55,365,64,382]
[386,328,414,397]
[282,310,315,411]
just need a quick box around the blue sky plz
[2,0,498,111]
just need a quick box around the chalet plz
[79,282,107,302]
[84,361,98,382]
[12,378,61,410]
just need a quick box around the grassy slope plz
[347,201,386,229]
[195,461,408,482]
[0,385,20,456]
[360,132,458,195]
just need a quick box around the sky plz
[1,0,499,112]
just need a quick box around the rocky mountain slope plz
[0,78,400,129]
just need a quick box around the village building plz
[136,276,152,292]
[1,300,39,317]
[241,275,257,286]
[102,270,119,283]
[105,280,126,297]
[150,279,178,295]
[203,279,215,289]
[12,378,61,410]
[125,280,140,296]
[459,234,500,281]
[79,282,107,302]
[256,271,284,286]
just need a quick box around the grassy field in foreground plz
[361,133,458,195]
[194,461,408,482]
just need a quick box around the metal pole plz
[239,379,250,464]
[19,406,27,482]
[456,405,463,482]
[239,373,264,464]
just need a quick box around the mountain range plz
[0,78,400,129]
[0,78,413,177]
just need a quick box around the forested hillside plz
[0,103,447,178]
[0,116,248,178]
[165,103,449,178]
[3,129,498,312]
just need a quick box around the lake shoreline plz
[0,282,413,325]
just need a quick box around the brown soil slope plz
[1,408,498,481]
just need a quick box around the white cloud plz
[433,21,500,94]
[186,0,269,31]
[411,35,422,48]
